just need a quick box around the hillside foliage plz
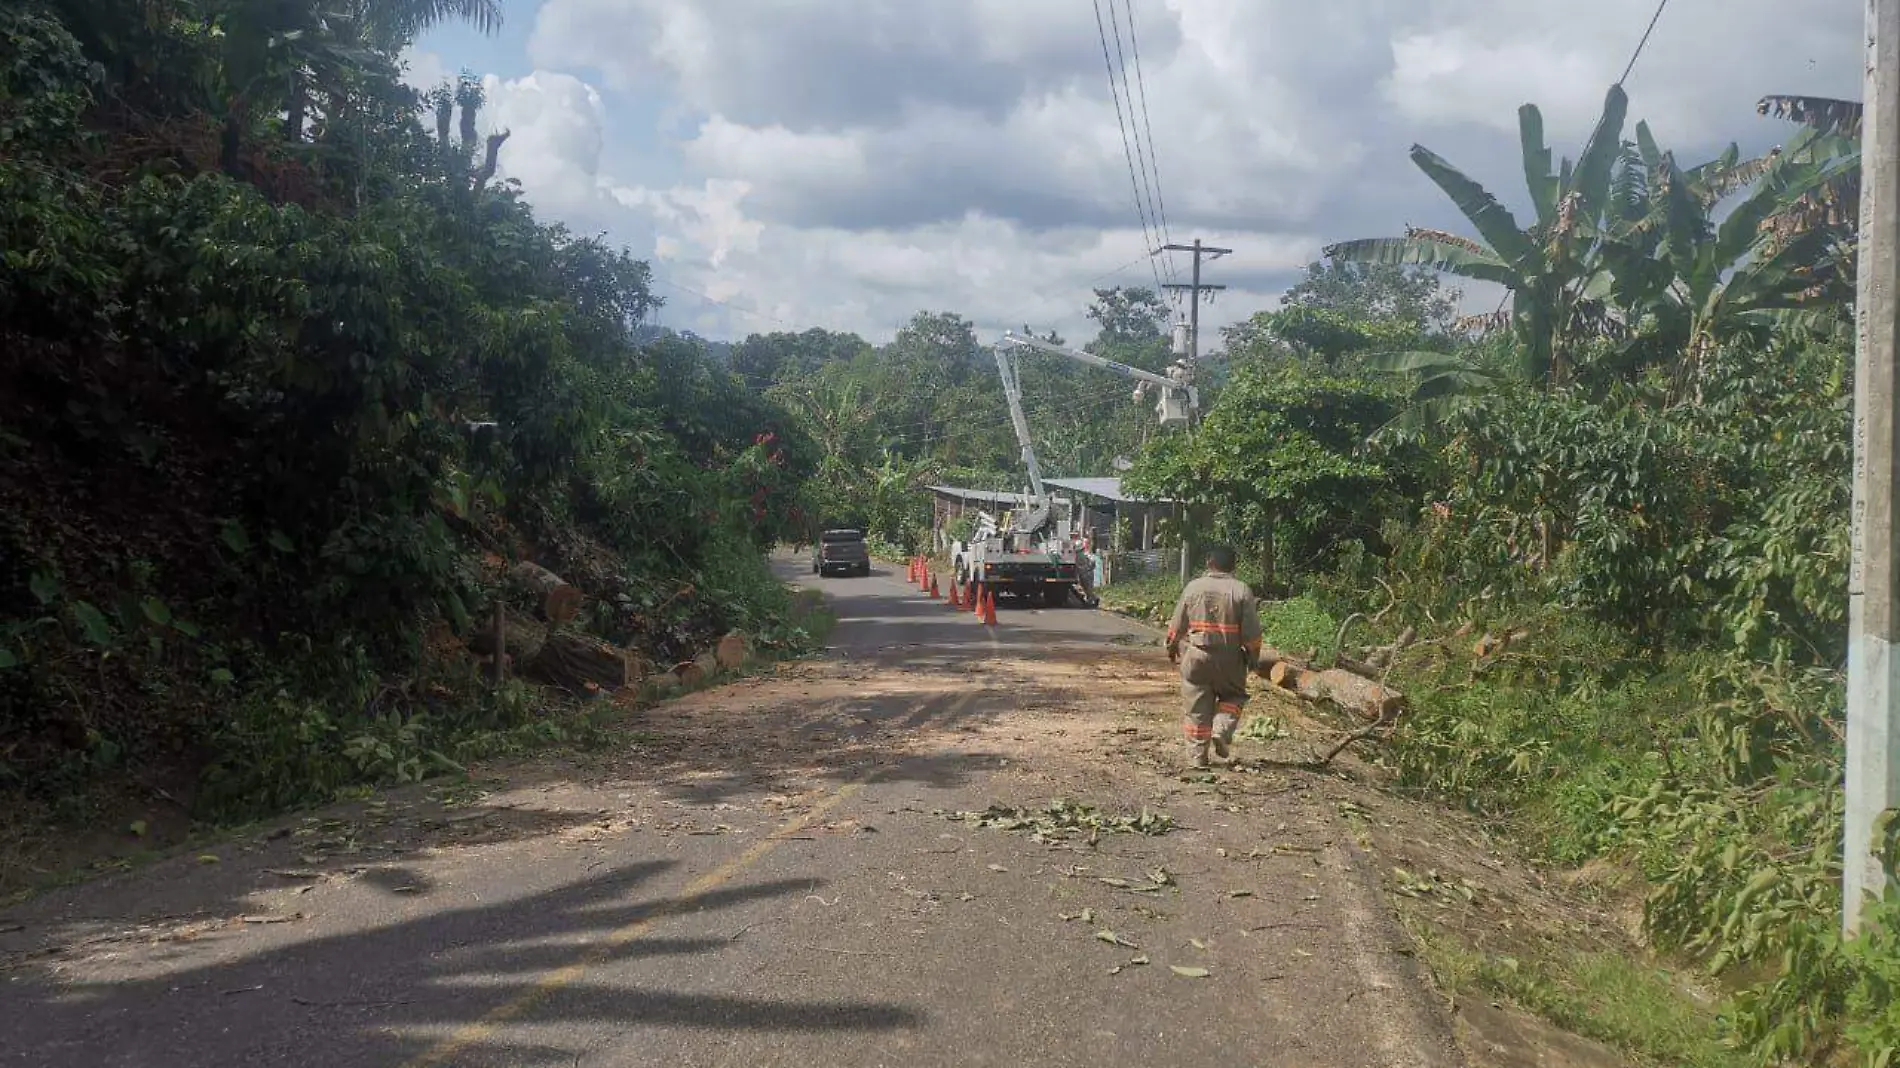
[6,4,1898,1061]
[0,1,817,823]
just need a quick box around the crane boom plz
[998,331,1200,415]
[991,344,1050,534]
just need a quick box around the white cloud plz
[413,0,1865,345]
[400,49,451,96]
[479,72,609,219]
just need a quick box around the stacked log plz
[527,632,637,693]
[467,615,548,663]
[511,561,584,624]
[715,632,750,671]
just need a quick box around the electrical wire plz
[1107,0,1174,290]
[1570,0,1675,191]
[1109,0,1170,294]
[1092,0,1168,297]
[856,377,1163,454]
[1618,0,1672,86]
[1115,0,1178,296]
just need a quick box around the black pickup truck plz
[811,529,871,577]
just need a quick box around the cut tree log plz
[715,632,750,671]
[1254,646,1310,683]
[511,561,584,625]
[527,631,633,692]
[467,615,548,662]
[1272,664,1405,723]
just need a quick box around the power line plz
[861,377,1165,453]
[1571,0,1675,190]
[1092,0,1167,297]
[1107,0,1174,291]
[1117,0,1177,295]
[1618,0,1672,86]
[648,274,801,331]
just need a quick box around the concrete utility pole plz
[1846,0,1900,937]
[1159,238,1232,373]
[1158,238,1231,583]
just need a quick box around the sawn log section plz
[1255,647,1405,722]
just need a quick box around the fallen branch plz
[1308,713,1402,768]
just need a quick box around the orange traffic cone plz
[947,580,962,608]
[906,557,916,583]
[968,581,982,614]
[982,588,998,625]
[927,573,940,599]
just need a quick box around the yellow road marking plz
[405,691,976,1066]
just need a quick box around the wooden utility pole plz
[1160,238,1231,583]
[1847,0,1900,936]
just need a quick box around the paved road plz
[0,557,1459,1067]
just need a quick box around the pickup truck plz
[811,529,871,577]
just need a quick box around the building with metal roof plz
[1041,477,1175,505]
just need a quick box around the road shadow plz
[0,857,922,1066]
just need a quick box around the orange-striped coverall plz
[1165,569,1262,762]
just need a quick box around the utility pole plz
[1158,238,1231,583]
[1159,238,1232,373]
[1846,0,1900,937]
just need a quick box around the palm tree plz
[283,0,504,145]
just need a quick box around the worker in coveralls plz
[1165,544,1262,770]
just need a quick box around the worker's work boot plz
[1187,741,1211,771]
[1210,735,1230,761]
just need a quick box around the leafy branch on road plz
[938,799,1176,844]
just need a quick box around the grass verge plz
[1406,919,1743,1068]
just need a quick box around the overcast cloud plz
[407,0,1864,345]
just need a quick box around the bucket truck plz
[947,332,1197,606]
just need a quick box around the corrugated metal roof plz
[1043,477,1172,504]
[926,485,1027,505]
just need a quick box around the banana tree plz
[1328,84,1632,393]
[1601,119,1859,402]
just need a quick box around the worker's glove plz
[1167,645,1180,665]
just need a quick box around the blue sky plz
[405,0,1862,345]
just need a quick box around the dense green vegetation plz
[744,83,1894,1065]
[5,2,1896,1060]
[741,289,1179,546]
[1122,88,1887,1065]
[0,1,819,831]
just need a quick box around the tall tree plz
[1279,261,1459,332]
[1086,286,1169,345]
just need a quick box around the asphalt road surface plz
[0,556,1461,1067]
